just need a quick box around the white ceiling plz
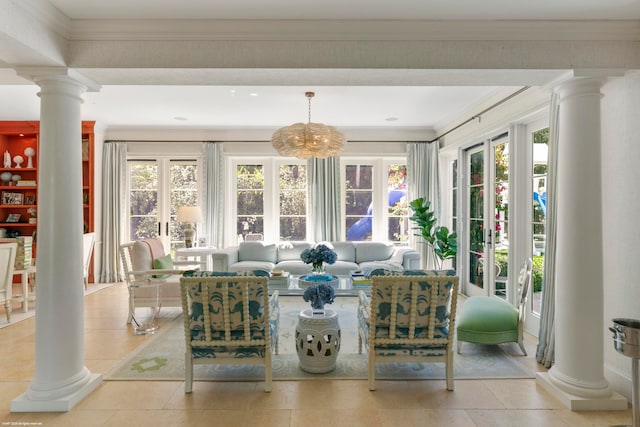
[47,0,640,20]
[1,0,637,132]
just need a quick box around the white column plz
[536,77,626,410]
[11,70,102,412]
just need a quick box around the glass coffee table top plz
[269,274,370,296]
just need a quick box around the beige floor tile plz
[164,380,259,410]
[100,409,206,427]
[75,380,182,410]
[556,407,633,426]
[414,379,504,409]
[291,407,382,427]
[484,379,565,409]
[467,409,571,427]
[378,408,477,427]
[3,409,115,427]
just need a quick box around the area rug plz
[105,296,535,381]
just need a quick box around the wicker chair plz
[180,271,279,393]
[358,269,459,391]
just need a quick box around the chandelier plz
[271,91,345,159]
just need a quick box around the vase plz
[311,262,324,274]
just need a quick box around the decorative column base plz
[11,373,102,412]
[537,372,627,411]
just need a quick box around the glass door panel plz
[467,147,485,295]
[492,139,509,299]
[128,159,199,252]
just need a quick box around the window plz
[531,127,549,316]
[343,159,408,243]
[279,164,307,240]
[229,156,406,245]
[232,159,307,243]
[236,164,265,240]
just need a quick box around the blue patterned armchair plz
[358,269,459,391]
[179,271,279,392]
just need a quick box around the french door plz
[463,133,510,298]
[128,158,199,252]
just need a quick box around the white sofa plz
[211,241,420,276]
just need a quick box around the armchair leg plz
[457,341,462,354]
[518,340,527,356]
[368,352,376,391]
[446,350,454,391]
[4,301,10,323]
[185,352,193,393]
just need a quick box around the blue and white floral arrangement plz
[303,283,336,314]
[300,243,337,275]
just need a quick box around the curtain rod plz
[427,86,531,143]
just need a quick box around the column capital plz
[15,66,101,93]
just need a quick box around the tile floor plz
[0,282,632,426]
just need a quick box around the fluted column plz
[11,69,102,412]
[536,76,626,410]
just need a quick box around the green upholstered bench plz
[456,258,532,356]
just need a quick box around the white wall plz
[601,71,640,400]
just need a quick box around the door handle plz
[166,222,169,236]
[157,222,161,235]
[487,229,493,247]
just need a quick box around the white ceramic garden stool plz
[295,309,341,373]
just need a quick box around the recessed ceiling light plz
[249,92,259,97]
[174,116,188,121]
[385,117,399,122]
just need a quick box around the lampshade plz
[271,91,345,160]
[176,206,202,223]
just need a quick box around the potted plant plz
[409,197,457,269]
[303,283,336,316]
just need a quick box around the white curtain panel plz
[203,142,225,250]
[536,93,559,369]
[98,141,127,283]
[407,142,440,269]
[307,157,342,242]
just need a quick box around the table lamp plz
[177,206,203,248]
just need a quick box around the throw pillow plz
[152,254,173,278]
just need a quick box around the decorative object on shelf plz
[176,206,202,248]
[300,243,337,274]
[25,195,35,205]
[303,283,336,316]
[3,151,10,168]
[27,207,36,224]
[271,91,345,159]
[10,175,20,185]
[12,155,23,168]
[409,197,458,269]
[5,213,20,223]
[24,147,35,168]
[0,172,12,185]
[1,191,23,205]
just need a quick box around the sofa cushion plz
[277,241,312,262]
[131,238,166,272]
[359,260,403,272]
[355,242,395,263]
[152,254,174,278]
[275,260,311,275]
[323,241,355,262]
[238,241,277,263]
[324,260,359,276]
[229,261,276,274]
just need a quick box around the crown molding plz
[68,19,640,42]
